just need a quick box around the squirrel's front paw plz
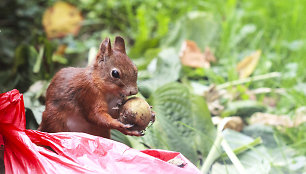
[120,123,144,136]
[122,129,144,136]
[111,120,144,136]
[122,124,134,129]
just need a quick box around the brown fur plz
[38,36,141,139]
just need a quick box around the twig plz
[219,137,262,159]
[201,118,253,174]
[221,139,247,174]
[217,72,281,89]
[200,131,223,174]
[250,88,286,95]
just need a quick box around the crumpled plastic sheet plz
[0,89,200,174]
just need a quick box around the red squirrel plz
[38,36,143,138]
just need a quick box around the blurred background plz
[1,0,306,173]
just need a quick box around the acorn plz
[119,97,155,131]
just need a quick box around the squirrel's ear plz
[99,37,112,58]
[114,36,126,54]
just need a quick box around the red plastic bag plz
[0,90,200,174]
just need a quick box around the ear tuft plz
[114,36,126,54]
[99,37,112,56]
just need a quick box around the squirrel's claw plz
[112,119,143,136]
[122,130,144,136]
[123,124,134,129]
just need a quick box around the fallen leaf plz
[203,47,216,63]
[42,1,83,39]
[250,113,293,127]
[52,44,68,64]
[204,85,220,102]
[246,88,286,106]
[249,88,286,95]
[294,107,306,126]
[250,110,306,128]
[236,50,261,79]
[54,44,67,56]
[212,116,244,132]
[208,100,224,116]
[179,40,210,68]
[204,85,226,115]
[167,156,186,168]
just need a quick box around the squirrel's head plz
[93,36,138,97]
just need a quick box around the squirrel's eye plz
[111,69,120,78]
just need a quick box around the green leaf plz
[163,11,220,50]
[23,80,49,126]
[190,95,216,157]
[33,46,44,73]
[133,48,161,71]
[111,130,132,147]
[25,109,40,130]
[243,124,278,148]
[138,82,215,165]
[52,54,68,64]
[156,11,170,37]
[13,45,27,72]
[211,130,272,174]
[129,38,159,59]
[10,44,38,92]
[138,48,181,96]
[223,100,266,118]
[210,129,306,174]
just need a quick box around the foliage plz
[146,82,215,163]
[2,0,306,173]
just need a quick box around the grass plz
[2,0,306,173]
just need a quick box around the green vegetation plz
[1,0,306,173]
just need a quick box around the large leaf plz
[163,11,220,50]
[190,95,216,157]
[148,82,197,162]
[138,48,181,96]
[243,124,278,148]
[244,124,306,173]
[110,130,132,147]
[211,129,271,174]
[211,129,306,174]
[137,82,215,165]
[223,100,266,118]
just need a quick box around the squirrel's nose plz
[129,87,138,95]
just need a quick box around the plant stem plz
[201,132,223,174]
[217,72,281,89]
[219,137,262,159]
[201,118,256,173]
[221,139,247,174]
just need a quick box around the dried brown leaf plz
[42,1,83,39]
[294,107,306,126]
[250,110,306,128]
[180,40,210,68]
[236,50,261,79]
[212,116,244,132]
[204,85,225,115]
[203,47,216,63]
[250,113,293,127]
[54,44,67,56]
